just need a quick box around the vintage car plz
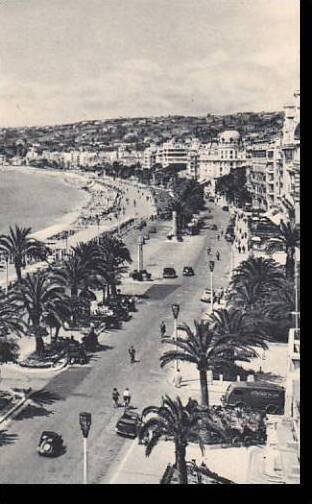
[37,431,65,457]
[163,267,178,279]
[115,410,141,439]
[183,266,195,277]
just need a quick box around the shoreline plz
[1,165,116,243]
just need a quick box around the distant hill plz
[0,111,284,156]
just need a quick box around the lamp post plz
[171,303,180,371]
[294,253,299,333]
[209,260,215,313]
[79,412,92,484]
[5,255,9,295]
[95,215,100,244]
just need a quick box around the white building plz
[198,130,247,193]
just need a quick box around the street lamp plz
[171,303,180,371]
[5,254,9,295]
[209,260,215,313]
[79,412,92,484]
[95,215,100,244]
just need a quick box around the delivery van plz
[221,382,285,414]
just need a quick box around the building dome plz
[219,130,241,143]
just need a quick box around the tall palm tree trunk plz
[199,368,209,407]
[15,260,22,283]
[175,443,188,484]
[286,247,295,280]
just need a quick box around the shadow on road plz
[14,390,65,421]
[0,429,18,447]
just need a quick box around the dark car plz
[183,266,195,276]
[37,431,65,457]
[115,410,141,438]
[222,382,285,414]
[222,205,229,212]
[163,267,177,279]
[130,269,152,281]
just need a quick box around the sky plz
[0,0,300,127]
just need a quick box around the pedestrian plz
[160,321,166,338]
[207,247,211,255]
[128,346,136,363]
[220,229,223,237]
[173,369,182,388]
[242,245,246,254]
[123,387,131,407]
[238,246,241,254]
[216,250,220,261]
[112,387,120,408]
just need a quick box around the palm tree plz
[97,235,132,300]
[262,280,296,321]
[11,271,68,354]
[139,395,204,484]
[0,289,25,366]
[266,220,299,280]
[208,308,268,362]
[230,256,285,302]
[160,320,245,407]
[0,225,49,282]
[0,288,26,338]
[54,249,96,298]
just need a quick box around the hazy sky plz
[0,0,299,127]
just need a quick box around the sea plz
[0,167,89,236]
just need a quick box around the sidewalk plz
[105,439,251,484]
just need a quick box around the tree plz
[139,395,204,484]
[0,225,49,282]
[230,256,285,302]
[0,289,25,365]
[208,308,268,362]
[265,220,299,280]
[160,320,245,407]
[11,271,68,354]
[262,279,296,321]
[96,235,132,300]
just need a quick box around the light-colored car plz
[201,288,212,303]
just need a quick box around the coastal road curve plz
[0,203,230,484]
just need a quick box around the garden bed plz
[19,339,68,369]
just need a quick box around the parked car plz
[225,233,234,242]
[130,269,152,281]
[115,410,141,438]
[183,266,195,276]
[208,197,215,203]
[149,225,157,233]
[221,382,285,414]
[222,205,229,212]
[163,267,178,279]
[211,224,218,230]
[200,288,212,303]
[37,432,65,457]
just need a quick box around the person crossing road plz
[123,388,131,407]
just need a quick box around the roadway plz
[0,202,231,484]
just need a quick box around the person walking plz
[217,234,220,241]
[173,369,183,388]
[123,387,131,407]
[216,250,220,261]
[207,247,211,255]
[128,346,136,363]
[160,321,166,338]
[112,388,120,408]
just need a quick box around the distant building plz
[197,130,247,193]
[279,90,300,224]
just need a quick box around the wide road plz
[0,203,231,484]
